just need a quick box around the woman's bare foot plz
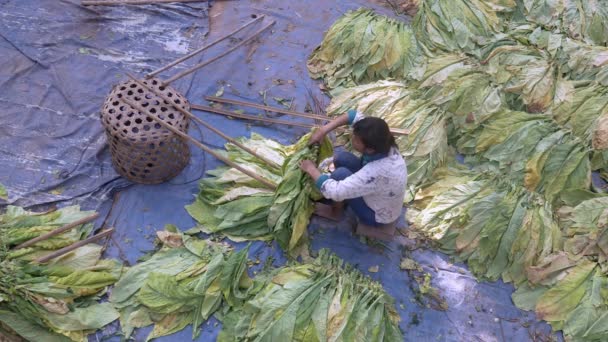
[313,203,344,221]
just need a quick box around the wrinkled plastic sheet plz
[0,0,567,341]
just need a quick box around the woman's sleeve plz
[347,109,366,126]
[315,168,378,202]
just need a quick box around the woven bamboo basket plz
[100,78,190,184]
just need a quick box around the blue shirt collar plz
[361,152,388,165]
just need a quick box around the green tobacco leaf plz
[137,273,197,314]
[0,309,70,342]
[51,269,117,289]
[45,302,119,331]
[536,260,596,322]
[0,183,7,201]
[146,312,192,342]
[110,248,201,304]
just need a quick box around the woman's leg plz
[330,166,353,181]
[333,151,362,173]
[345,197,381,227]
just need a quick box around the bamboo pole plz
[191,104,318,129]
[193,104,352,136]
[204,96,410,136]
[146,15,265,78]
[119,96,277,189]
[13,213,100,250]
[205,96,328,120]
[36,229,115,264]
[162,20,276,85]
[127,74,280,169]
[82,0,205,5]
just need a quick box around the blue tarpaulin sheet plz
[0,0,568,341]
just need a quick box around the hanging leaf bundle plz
[110,228,254,341]
[409,167,563,284]
[217,249,403,341]
[412,0,516,56]
[0,206,122,341]
[186,133,333,256]
[307,8,420,89]
[327,81,449,192]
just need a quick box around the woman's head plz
[352,117,395,155]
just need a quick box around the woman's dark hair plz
[353,117,396,154]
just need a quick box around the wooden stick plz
[82,0,205,5]
[205,96,328,121]
[127,74,280,169]
[36,229,114,264]
[13,213,100,250]
[205,96,410,136]
[193,104,355,137]
[191,104,319,129]
[119,96,277,190]
[163,20,276,85]
[146,15,265,78]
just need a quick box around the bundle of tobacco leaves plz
[512,260,608,341]
[186,132,333,256]
[109,227,254,341]
[481,43,563,113]
[412,0,516,57]
[550,82,608,173]
[515,0,608,46]
[410,167,608,339]
[0,206,122,341]
[408,167,563,284]
[454,109,591,203]
[510,196,608,340]
[217,249,403,341]
[307,8,420,89]
[559,39,608,85]
[186,133,283,242]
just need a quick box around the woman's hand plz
[300,160,323,182]
[308,127,327,145]
[299,160,317,174]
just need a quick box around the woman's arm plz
[309,112,350,145]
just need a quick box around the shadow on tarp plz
[0,0,564,341]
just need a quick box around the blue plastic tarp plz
[0,1,564,341]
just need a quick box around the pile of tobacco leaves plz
[111,226,404,342]
[0,206,122,341]
[186,132,333,258]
